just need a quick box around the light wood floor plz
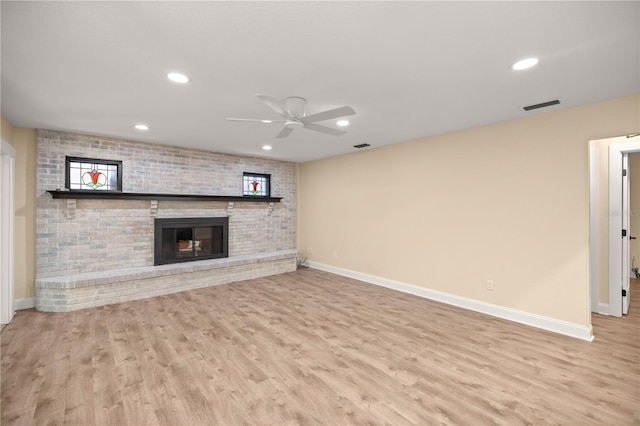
[2,270,639,425]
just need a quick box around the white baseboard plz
[15,297,35,310]
[597,303,609,316]
[307,261,594,342]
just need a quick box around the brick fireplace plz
[34,130,298,312]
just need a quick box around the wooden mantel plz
[47,190,282,203]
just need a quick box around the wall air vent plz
[523,99,560,112]
[353,143,371,149]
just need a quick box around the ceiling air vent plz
[353,143,371,149]
[523,99,560,112]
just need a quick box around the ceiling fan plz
[227,95,355,138]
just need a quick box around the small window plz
[243,172,270,197]
[65,156,122,191]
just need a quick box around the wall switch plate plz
[486,280,494,291]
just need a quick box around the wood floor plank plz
[63,312,96,425]
[2,271,639,425]
[0,311,56,425]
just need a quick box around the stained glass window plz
[243,172,270,197]
[65,156,122,191]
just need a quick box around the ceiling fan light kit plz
[227,95,355,138]
[285,120,304,129]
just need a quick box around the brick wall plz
[36,130,297,279]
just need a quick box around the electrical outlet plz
[333,251,338,259]
[486,280,494,291]
[307,247,313,254]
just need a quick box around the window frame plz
[65,156,123,192]
[242,172,271,198]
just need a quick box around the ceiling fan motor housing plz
[285,97,306,118]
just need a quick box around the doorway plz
[615,150,640,314]
[630,154,640,287]
[589,134,640,317]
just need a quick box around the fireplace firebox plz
[154,217,228,265]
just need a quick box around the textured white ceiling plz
[2,1,639,163]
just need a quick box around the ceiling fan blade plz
[301,106,355,123]
[275,126,294,138]
[303,123,347,137]
[227,118,287,123]
[256,94,292,119]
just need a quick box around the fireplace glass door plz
[155,217,228,265]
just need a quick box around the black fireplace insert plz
[154,217,228,265]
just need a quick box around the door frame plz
[589,144,600,313]
[608,138,640,317]
[1,138,16,325]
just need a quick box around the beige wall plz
[1,114,38,300]
[1,114,15,143]
[299,95,640,327]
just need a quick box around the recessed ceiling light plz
[167,72,190,83]
[262,145,272,151]
[262,120,272,123]
[512,58,539,71]
[336,120,350,127]
[134,124,149,130]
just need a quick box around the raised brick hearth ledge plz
[36,249,298,312]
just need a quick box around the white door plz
[622,154,630,315]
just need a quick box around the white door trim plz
[589,144,599,313]
[0,138,16,325]
[608,138,640,317]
